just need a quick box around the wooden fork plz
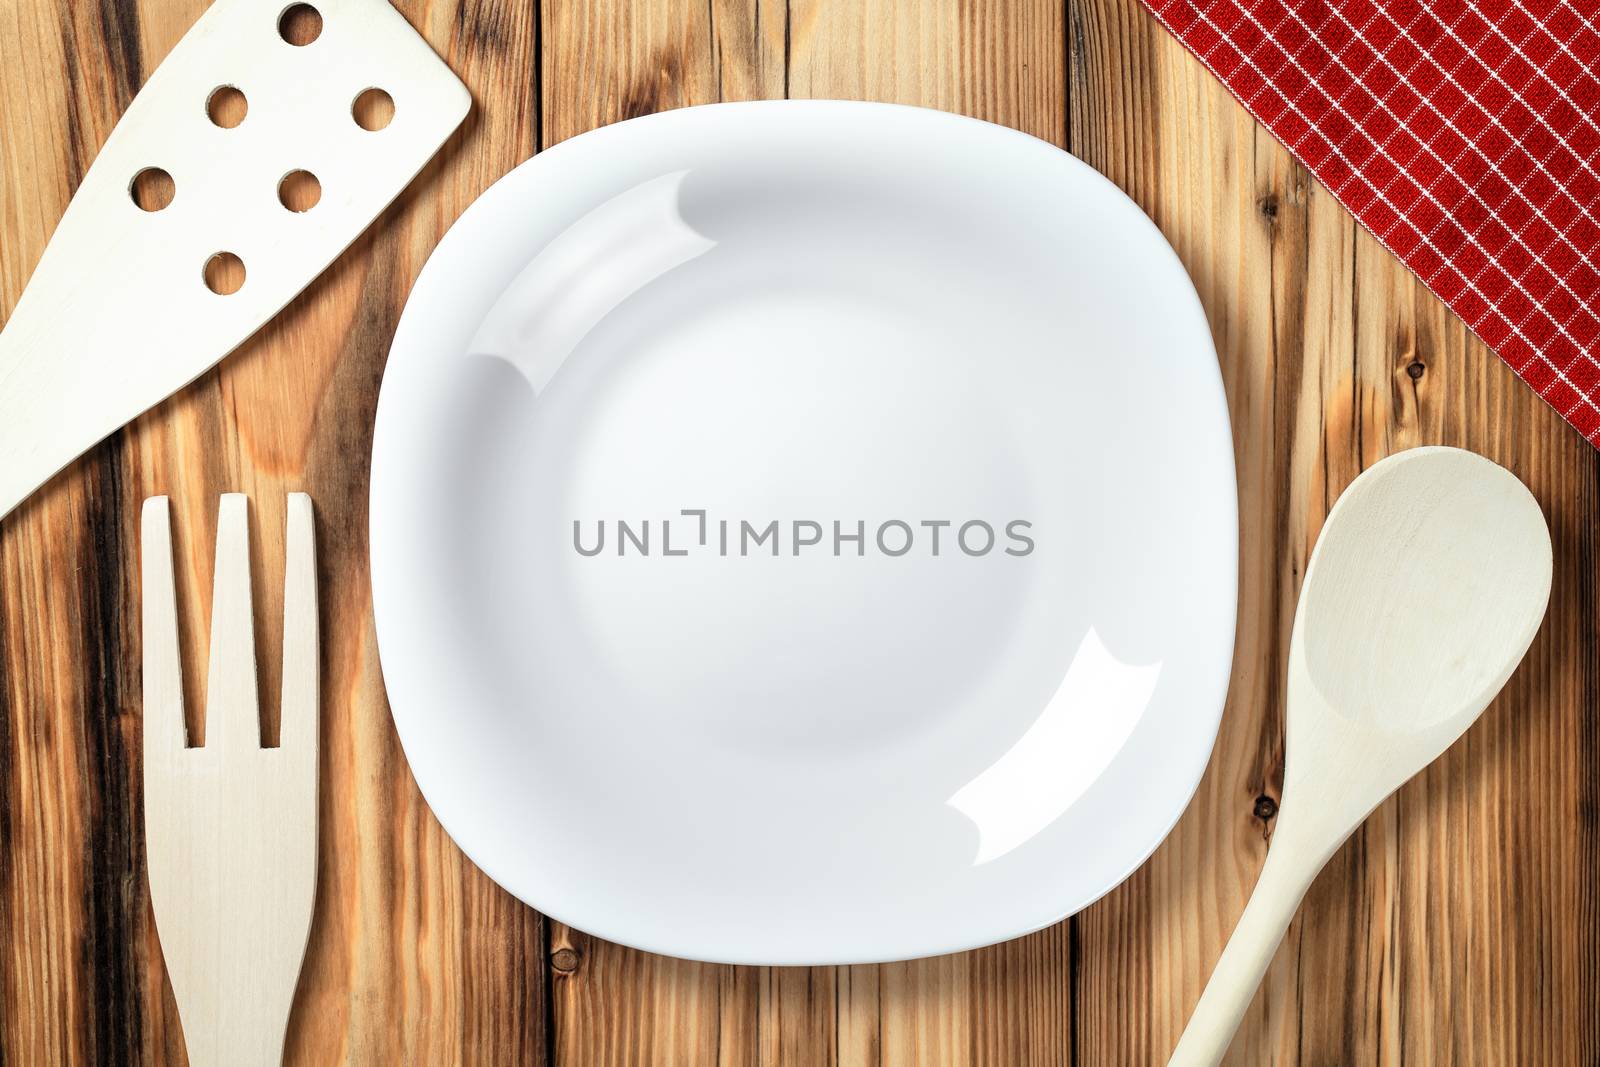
[142,494,318,1067]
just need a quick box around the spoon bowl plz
[1170,446,1552,1066]
[1284,446,1554,836]
[1298,446,1552,732]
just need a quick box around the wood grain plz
[1,0,1597,1064]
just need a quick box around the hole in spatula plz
[204,252,246,295]
[206,85,247,128]
[352,88,395,131]
[130,167,175,211]
[278,3,322,45]
[278,170,321,212]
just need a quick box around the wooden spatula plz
[1167,447,1552,1066]
[0,0,469,521]
[142,494,319,1067]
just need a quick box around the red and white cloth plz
[1142,0,1600,444]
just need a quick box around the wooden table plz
[2,0,1596,1063]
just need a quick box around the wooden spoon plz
[1168,446,1552,1067]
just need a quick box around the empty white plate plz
[371,101,1236,965]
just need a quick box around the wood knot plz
[550,947,581,974]
[1253,795,1278,821]
[1257,194,1279,219]
[1406,359,1426,380]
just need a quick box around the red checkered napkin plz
[1142,0,1600,444]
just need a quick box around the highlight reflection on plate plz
[371,101,1237,965]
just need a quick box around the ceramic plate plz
[371,101,1236,965]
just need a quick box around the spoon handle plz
[1167,836,1322,1066]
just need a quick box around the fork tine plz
[280,493,318,754]
[204,494,260,751]
[141,497,186,755]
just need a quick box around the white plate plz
[371,101,1236,965]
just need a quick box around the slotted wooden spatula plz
[0,0,469,520]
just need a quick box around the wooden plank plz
[1069,4,1301,1061]
[542,0,785,147]
[0,2,548,1064]
[1345,235,1600,1065]
[539,0,780,1061]
[540,1,1067,1064]
[1069,1,1600,1064]
[787,0,1065,147]
[547,925,756,1064]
